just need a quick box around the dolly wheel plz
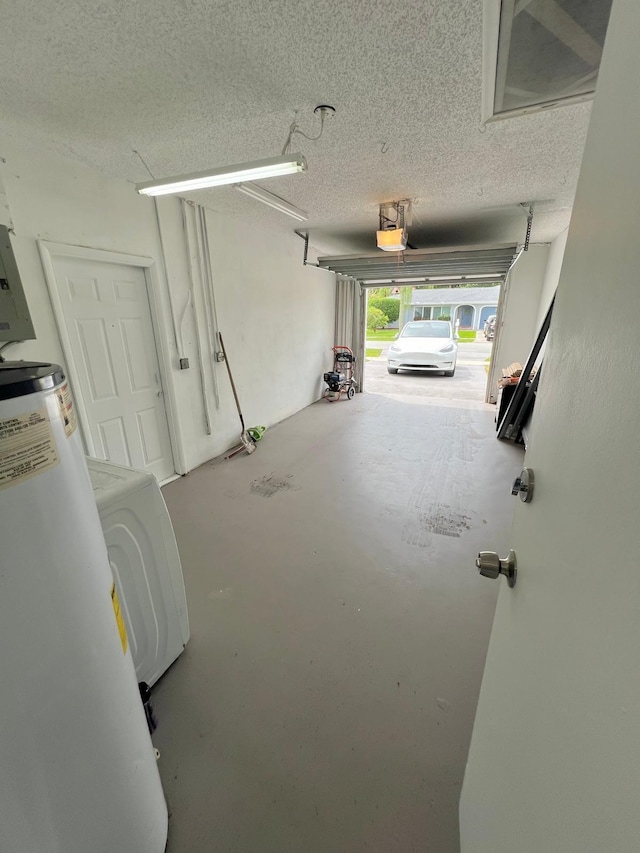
[347,386,355,400]
[387,367,398,374]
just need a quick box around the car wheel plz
[444,367,456,377]
[387,367,398,374]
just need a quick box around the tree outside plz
[369,297,400,324]
[367,306,389,331]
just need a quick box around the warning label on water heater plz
[55,382,77,438]
[0,409,59,490]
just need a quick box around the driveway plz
[366,339,393,356]
[365,340,493,404]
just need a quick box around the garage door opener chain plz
[522,202,534,251]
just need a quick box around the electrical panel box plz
[0,225,36,341]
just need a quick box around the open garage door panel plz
[323,244,518,395]
[318,244,519,285]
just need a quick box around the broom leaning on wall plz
[219,333,265,459]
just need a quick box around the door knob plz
[476,550,517,588]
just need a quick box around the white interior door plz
[49,254,175,482]
[460,4,640,851]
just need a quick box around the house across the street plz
[402,285,500,330]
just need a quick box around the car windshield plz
[401,321,451,338]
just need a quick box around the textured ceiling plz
[0,0,592,252]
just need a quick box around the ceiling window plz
[483,0,613,121]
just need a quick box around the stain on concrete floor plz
[250,472,295,497]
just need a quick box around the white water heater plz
[0,362,168,853]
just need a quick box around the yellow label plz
[110,582,128,654]
[55,382,77,438]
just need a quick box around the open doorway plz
[363,283,500,404]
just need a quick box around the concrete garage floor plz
[155,382,523,852]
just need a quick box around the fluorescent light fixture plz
[136,153,307,197]
[234,182,308,222]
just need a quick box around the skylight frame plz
[481,0,609,123]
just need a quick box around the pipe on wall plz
[153,199,185,357]
[194,204,220,410]
[199,206,223,377]
[181,200,213,434]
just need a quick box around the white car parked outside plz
[387,320,458,376]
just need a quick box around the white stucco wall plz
[0,134,335,473]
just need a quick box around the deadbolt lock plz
[512,467,534,502]
[476,550,517,588]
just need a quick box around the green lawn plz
[366,348,383,358]
[368,329,479,342]
[366,329,397,341]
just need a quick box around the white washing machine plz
[87,457,190,687]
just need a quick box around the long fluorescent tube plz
[234,182,308,222]
[136,154,307,197]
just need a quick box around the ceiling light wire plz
[281,107,332,155]
[133,148,156,180]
